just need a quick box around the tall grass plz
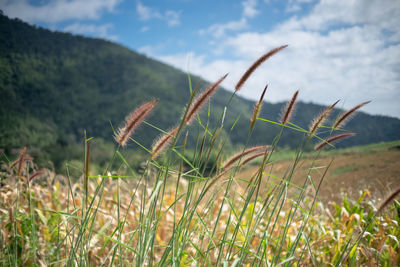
[1,46,399,266]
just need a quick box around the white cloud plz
[199,18,248,39]
[0,0,120,23]
[242,0,259,18]
[140,26,150,32]
[199,0,261,39]
[158,0,400,117]
[284,0,400,32]
[138,44,167,56]
[136,2,161,21]
[136,2,180,27]
[165,10,180,27]
[64,23,118,40]
[285,0,316,12]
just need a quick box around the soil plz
[237,148,400,205]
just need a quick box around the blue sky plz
[1,0,400,118]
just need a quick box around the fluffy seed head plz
[240,151,267,167]
[223,145,268,169]
[115,99,159,147]
[333,101,371,129]
[151,126,179,160]
[314,132,356,150]
[377,187,400,213]
[250,84,268,130]
[184,74,228,124]
[281,90,299,125]
[309,100,340,135]
[235,45,288,91]
[29,169,45,183]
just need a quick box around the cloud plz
[242,0,259,18]
[199,0,260,38]
[136,2,180,27]
[140,26,150,32]
[158,0,400,117]
[283,0,400,32]
[165,10,180,27]
[199,18,248,39]
[285,0,316,12]
[0,0,120,23]
[64,23,118,40]
[136,2,161,21]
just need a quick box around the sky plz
[1,0,400,118]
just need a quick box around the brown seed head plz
[333,101,371,129]
[29,169,45,183]
[151,126,179,160]
[250,84,268,130]
[314,132,356,150]
[184,74,228,124]
[115,99,159,147]
[223,145,268,169]
[309,100,340,135]
[235,45,288,91]
[240,151,267,167]
[377,187,400,213]
[281,90,299,125]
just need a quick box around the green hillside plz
[1,13,399,170]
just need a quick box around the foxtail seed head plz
[151,126,179,160]
[314,132,356,150]
[309,100,340,135]
[333,101,371,129]
[223,145,268,170]
[115,99,159,147]
[250,84,268,130]
[377,187,400,213]
[235,45,287,91]
[184,74,228,125]
[281,90,298,125]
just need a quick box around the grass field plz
[239,140,400,204]
[1,141,399,266]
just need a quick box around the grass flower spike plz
[250,84,268,130]
[333,101,371,129]
[184,74,228,124]
[151,126,179,159]
[115,99,159,147]
[223,145,268,170]
[309,100,340,135]
[235,45,287,91]
[314,132,356,150]
[281,90,298,125]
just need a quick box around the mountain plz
[1,13,399,169]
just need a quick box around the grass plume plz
[314,132,356,150]
[309,100,340,135]
[333,101,371,129]
[235,45,288,91]
[184,74,228,124]
[377,187,400,213]
[239,150,267,167]
[151,126,179,159]
[250,84,268,130]
[281,90,299,125]
[115,99,159,147]
[223,145,268,169]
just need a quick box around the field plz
[1,138,399,266]
[239,140,400,204]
